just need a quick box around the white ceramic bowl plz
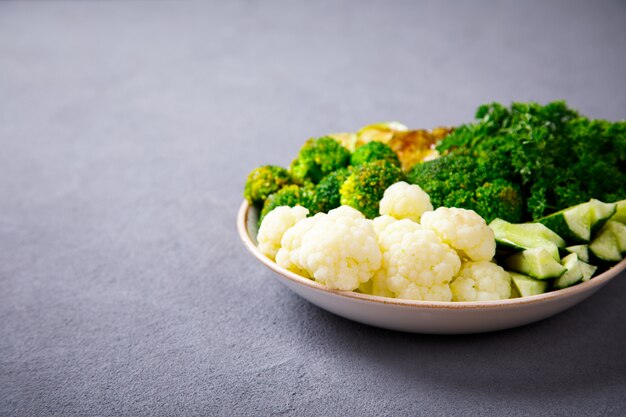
[237,201,626,334]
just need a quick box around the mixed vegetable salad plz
[243,101,626,301]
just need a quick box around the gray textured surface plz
[1,0,626,415]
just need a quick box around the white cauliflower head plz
[274,214,320,279]
[257,205,309,261]
[372,215,397,236]
[379,181,433,222]
[450,261,511,301]
[356,269,395,299]
[371,270,395,298]
[375,219,461,301]
[420,207,495,261]
[275,205,381,291]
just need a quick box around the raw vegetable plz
[607,221,626,253]
[509,272,549,297]
[510,281,521,298]
[450,261,511,301]
[407,154,524,223]
[553,253,584,289]
[244,165,292,206]
[502,248,566,280]
[589,221,626,262]
[340,160,404,219]
[565,245,590,263]
[378,181,433,223]
[421,207,496,261]
[611,200,626,224]
[275,206,382,290]
[350,141,401,168]
[580,262,597,282]
[372,214,397,236]
[489,218,565,260]
[257,205,309,261]
[260,184,317,225]
[314,168,352,213]
[538,199,616,243]
[290,136,350,184]
[373,219,461,301]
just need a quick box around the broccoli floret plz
[314,167,352,213]
[244,165,292,206]
[290,137,351,184]
[259,184,318,226]
[472,179,524,223]
[407,154,481,206]
[340,160,403,219]
[350,141,401,168]
[407,154,524,223]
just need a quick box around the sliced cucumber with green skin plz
[611,199,626,224]
[604,221,626,252]
[580,260,598,282]
[589,222,624,262]
[509,280,521,298]
[537,199,616,243]
[503,248,567,280]
[509,271,549,297]
[553,253,583,289]
[538,202,592,243]
[589,199,617,235]
[565,245,589,263]
[489,218,565,260]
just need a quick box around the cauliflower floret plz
[357,279,373,295]
[420,207,495,261]
[356,268,394,298]
[397,284,455,301]
[276,205,381,291]
[372,215,397,236]
[450,261,511,301]
[257,205,309,261]
[379,181,433,222]
[274,214,320,278]
[371,270,395,298]
[375,219,461,301]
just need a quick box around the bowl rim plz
[237,200,626,309]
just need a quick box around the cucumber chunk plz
[489,218,565,260]
[509,271,549,297]
[509,280,522,298]
[502,248,567,280]
[538,202,592,243]
[537,199,616,243]
[611,199,626,224]
[553,253,583,289]
[565,245,589,263]
[589,199,617,235]
[604,221,626,252]
[579,261,598,282]
[589,221,624,262]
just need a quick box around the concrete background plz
[1,0,625,415]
